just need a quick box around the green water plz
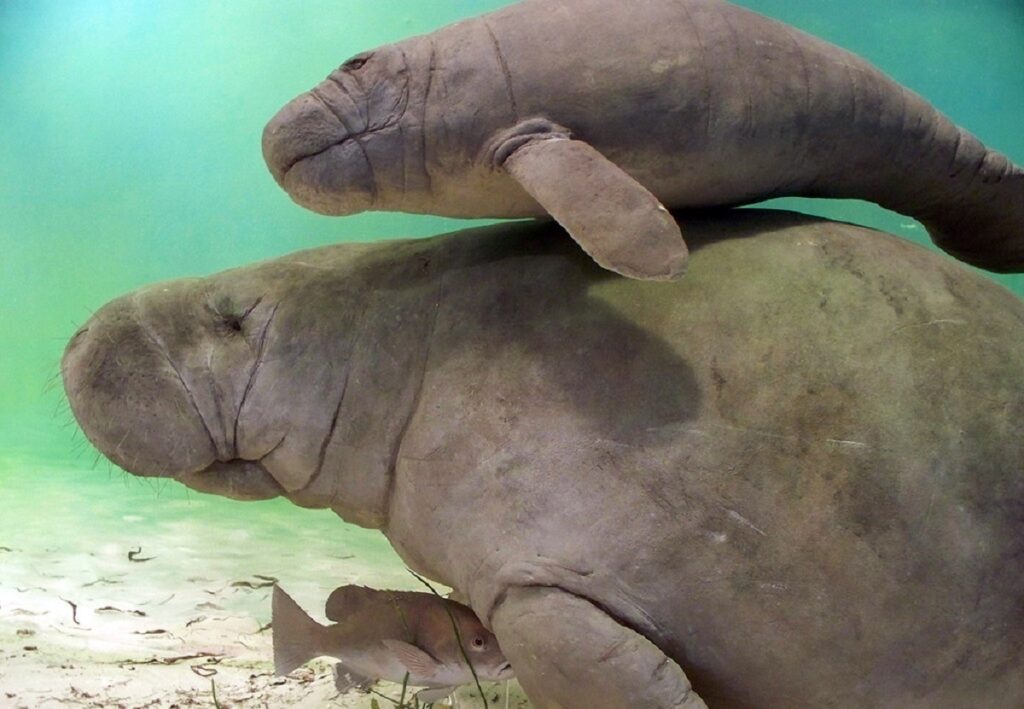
[1,0,1022,672]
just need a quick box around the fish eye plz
[471,636,486,649]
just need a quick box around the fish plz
[272,584,514,700]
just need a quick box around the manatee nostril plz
[63,326,91,360]
[70,325,88,342]
[341,56,367,71]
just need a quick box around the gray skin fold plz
[63,211,1024,708]
[262,0,1024,277]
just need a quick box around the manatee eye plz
[342,53,371,71]
[208,296,262,335]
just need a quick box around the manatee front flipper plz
[486,119,688,281]
[491,587,707,709]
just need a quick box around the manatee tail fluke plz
[272,585,325,675]
[915,129,1024,273]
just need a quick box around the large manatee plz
[262,0,1024,280]
[63,211,1024,708]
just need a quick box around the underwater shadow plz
[338,207,844,440]
[341,214,723,440]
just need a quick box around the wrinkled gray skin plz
[262,0,1024,277]
[63,211,1024,708]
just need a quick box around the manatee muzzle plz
[64,312,287,501]
[262,87,377,216]
[61,301,220,478]
[263,47,413,216]
[178,459,285,501]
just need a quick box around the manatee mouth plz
[278,138,347,185]
[262,91,352,186]
[177,459,286,502]
[262,92,378,216]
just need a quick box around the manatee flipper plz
[487,119,688,281]
[491,587,707,709]
[332,662,375,694]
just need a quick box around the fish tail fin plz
[915,129,1024,273]
[272,585,325,675]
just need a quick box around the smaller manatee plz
[263,0,1024,281]
[272,585,513,700]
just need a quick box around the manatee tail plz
[272,585,327,675]
[914,131,1024,273]
[873,93,1024,273]
[814,63,1024,273]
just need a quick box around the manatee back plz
[652,213,1024,705]
[387,209,1024,707]
[602,212,1024,706]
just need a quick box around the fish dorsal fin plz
[382,639,444,679]
[325,585,378,622]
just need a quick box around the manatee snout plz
[262,92,346,186]
[262,90,377,217]
[61,281,294,501]
[61,294,218,478]
[263,46,419,218]
[61,261,390,505]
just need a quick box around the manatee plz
[63,211,1024,708]
[261,0,1024,281]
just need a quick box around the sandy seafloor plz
[0,455,531,708]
